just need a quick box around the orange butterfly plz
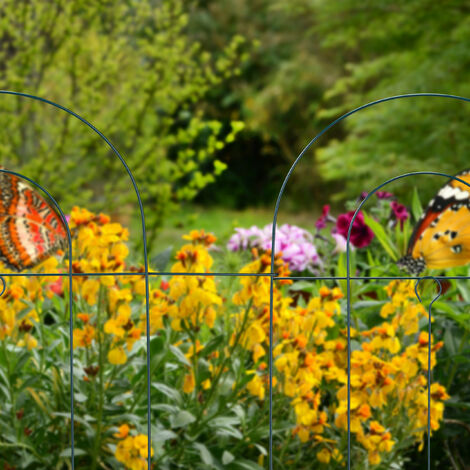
[0,170,67,271]
[398,169,470,274]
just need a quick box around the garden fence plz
[1,91,469,470]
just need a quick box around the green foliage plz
[307,0,470,200]
[0,0,247,249]
[188,0,336,208]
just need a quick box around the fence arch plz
[269,94,470,470]
[0,92,152,470]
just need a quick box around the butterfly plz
[0,170,67,271]
[398,169,470,275]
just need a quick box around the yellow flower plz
[108,347,127,365]
[17,333,38,350]
[81,279,100,306]
[246,372,265,400]
[73,325,96,349]
[317,448,331,464]
[183,372,195,394]
[115,434,154,469]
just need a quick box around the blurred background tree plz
[1,0,469,229]
[189,0,340,210]
[190,0,470,208]
[0,0,248,248]
[299,0,470,202]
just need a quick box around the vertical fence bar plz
[415,278,443,470]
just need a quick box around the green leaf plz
[229,459,264,470]
[150,335,165,356]
[411,186,424,221]
[59,448,86,457]
[337,252,347,293]
[172,410,196,428]
[152,428,177,443]
[202,335,225,356]
[193,442,215,467]
[223,451,235,465]
[152,382,182,405]
[363,211,398,260]
[169,345,191,366]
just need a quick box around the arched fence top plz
[0,167,73,276]
[0,90,149,269]
[270,93,470,270]
[267,93,470,470]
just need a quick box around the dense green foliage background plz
[190,0,470,207]
[2,0,468,217]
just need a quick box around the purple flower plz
[227,223,321,273]
[391,201,409,229]
[336,210,374,248]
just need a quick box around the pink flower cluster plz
[227,224,321,273]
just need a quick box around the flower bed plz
[0,203,452,469]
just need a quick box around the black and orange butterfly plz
[0,170,67,271]
[398,169,470,274]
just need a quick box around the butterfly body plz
[398,170,470,274]
[0,171,66,271]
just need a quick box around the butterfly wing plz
[0,171,67,271]
[411,204,470,269]
[402,169,470,272]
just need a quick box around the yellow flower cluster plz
[68,207,142,365]
[114,424,153,470]
[0,255,59,350]
[0,210,451,468]
[232,266,449,466]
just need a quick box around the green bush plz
[0,0,247,249]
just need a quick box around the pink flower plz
[336,210,374,248]
[227,223,321,273]
[331,232,350,254]
[391,201,409,229]
[227,226,264,251]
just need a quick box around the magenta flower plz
[359,191,369,201]
[376,191,394,199]
[336,210,374,248]
[391,201,409,229]
[315,204,332,230]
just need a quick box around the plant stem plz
[446,329,470,389]
[91,285,105,470]
[191,313,200,398]
[196,299,252,424]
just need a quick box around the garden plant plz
[0,186,466,469]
